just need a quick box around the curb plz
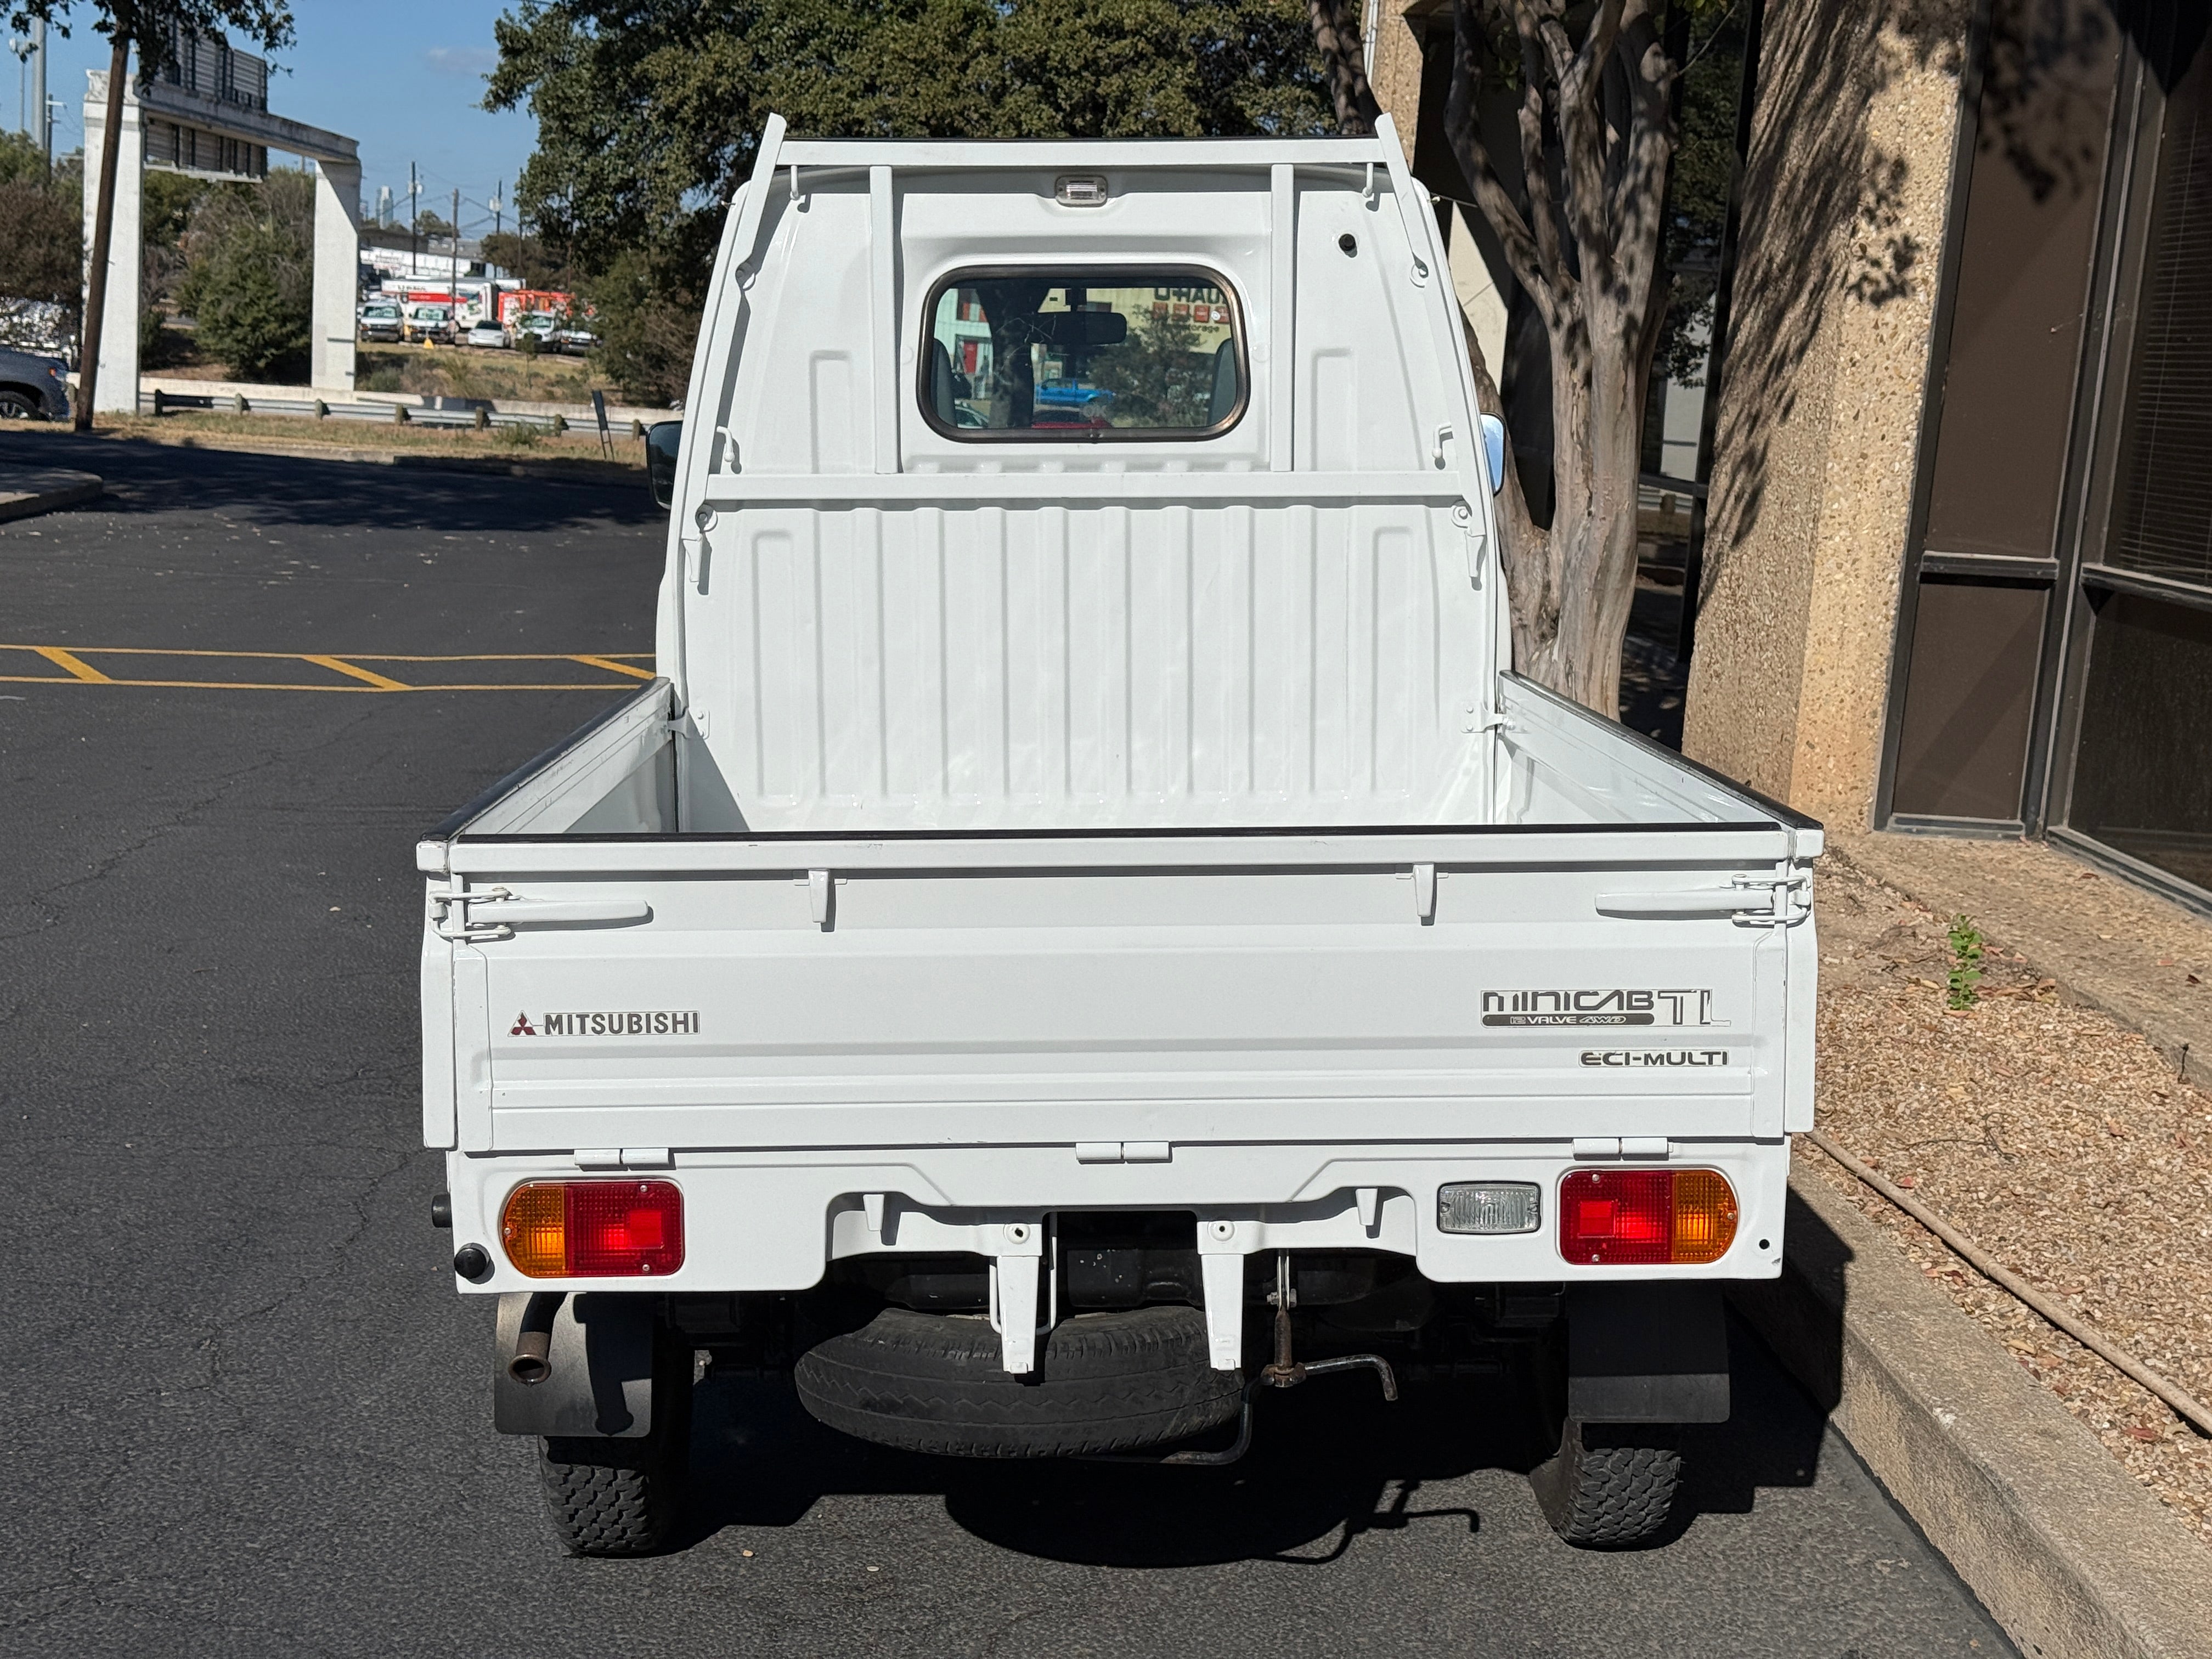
[99,430,642,488]
[0,466,103,524]
[1733,1172,2212,1659]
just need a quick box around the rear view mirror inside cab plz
[921,268,1245,439]
[646,420,682,508]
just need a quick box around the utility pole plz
[29,19,44,167]
[450,186,461,325]
[409,162,418,261]
[490,182,503,240]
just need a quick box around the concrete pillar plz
[1681,0,1972,828]
[81,68,143,415]
[311,157,360,394]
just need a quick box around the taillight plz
[500,1181,685,1278]
[1559,1168,1737,1265]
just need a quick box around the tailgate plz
[427,828,1810,1155]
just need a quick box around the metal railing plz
[147,387,647,440]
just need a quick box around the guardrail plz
[148,388,648,440]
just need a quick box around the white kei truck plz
[419,115,1819,1557]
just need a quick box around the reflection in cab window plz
[923,271,1243,438]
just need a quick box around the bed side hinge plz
[1730,870,1812,928]
[430,885,514,943]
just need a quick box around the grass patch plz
[94,410,645,471]
[355,342,596,404]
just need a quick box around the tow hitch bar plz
[1260,1252,1399,1401]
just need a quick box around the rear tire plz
[537,1335,692,1556]
[1530,1419,1683,1548]
[795,1305,1243,1457]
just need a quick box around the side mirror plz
[646,420,682,510]
[1480,413,1507,498]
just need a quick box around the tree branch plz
[1505,1,1575,308]
[1607,15,1673,310]
[1551,0,1624,268]
[1444,0,1550,314]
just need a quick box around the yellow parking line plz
[32,646,111,683]
[0,645,660,693]
[302,654,412,691]
[0,646,656,662]
[567,654,659,680]
[0,676,651,692]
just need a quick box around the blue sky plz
[17,2,539,238]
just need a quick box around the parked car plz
[357,301,403,344]
[464,320,508,349]
[423,118,1816,1560]
[509,312,557,351]
[0,346,71,420]
[404,303,456,345]
[552,322,598,356]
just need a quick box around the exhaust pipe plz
[509,1291,566,1384]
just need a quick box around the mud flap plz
[1565,1283,1730,1424]
[492,1293,657,1437]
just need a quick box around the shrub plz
[187,218,312,380]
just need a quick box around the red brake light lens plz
[1559,1169,1736,1265]
[500,1181,684,1278]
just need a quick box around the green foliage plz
[175,172,314,379]
[1086,309,1217,428]
[485,0,1333,377]
[1946,914,1985,1010]
[0,170,80,312]
[582,248,695,405]
[479,231,572,290]
[0,128,51,185]
[4,2,293,71]
[142,168,208,249]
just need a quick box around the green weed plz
[1947,914,1984,1009]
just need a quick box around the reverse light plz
[1559,1168,1737,1266]
[500,1181,685,1278]
[1438,1181,1542,1234]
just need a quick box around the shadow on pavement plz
[675,1308,1826,1566]
[0,429,662,536]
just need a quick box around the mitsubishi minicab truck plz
[418,114,1818,1556]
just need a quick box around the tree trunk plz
[76,33,131,433]
[1306,0,1383,136]
[1437,0,1675,721]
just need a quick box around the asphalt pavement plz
[0,433,2015,1657]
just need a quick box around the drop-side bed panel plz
[445,847,1800,1155]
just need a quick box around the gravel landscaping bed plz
[1809,850,2212,1548]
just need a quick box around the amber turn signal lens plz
[1669,1169,1739,1264]
[501,1182,567,1277]
[1559,1168,1738,1265]
[500,1181,685,1278]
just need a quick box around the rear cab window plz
[921,267,1245,441]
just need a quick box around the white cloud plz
[423,46,498,77]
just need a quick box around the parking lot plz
[0,435,2013,1656]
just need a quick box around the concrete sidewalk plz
[0,464,103,524]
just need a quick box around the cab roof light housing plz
[500,1180,684,1278]
[1559,1168,1737,1266]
